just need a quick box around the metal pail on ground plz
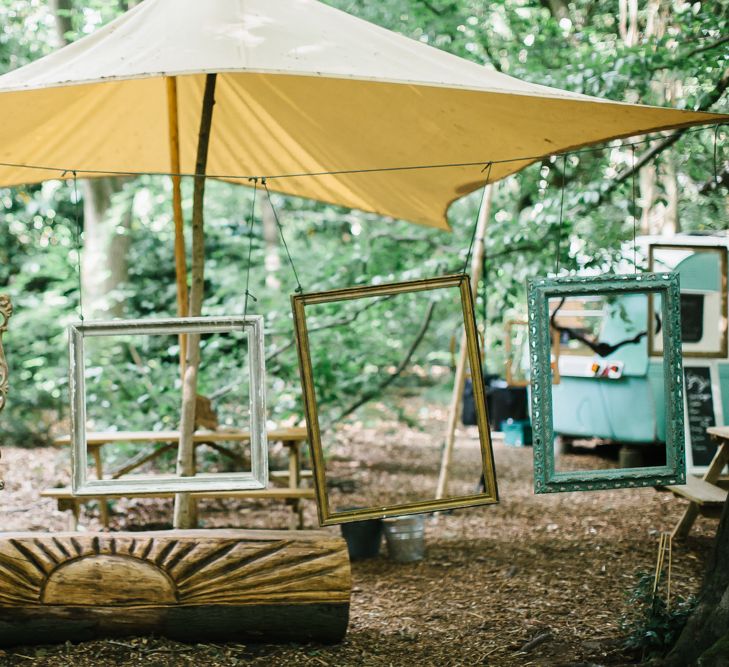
[340,518,383,560]
[383,515,426,562]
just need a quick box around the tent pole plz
[166,76,189,375]
[436,184,494,500]
[174,73,217,529]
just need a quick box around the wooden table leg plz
[672,442,729,539]
[672,503,699,539]
[190,443,199,527]
[286,441,303,530]
[91,445,110,529]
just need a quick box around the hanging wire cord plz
[262,178,303,293]
[0,124,719,183]
[243,177,258,318]
[65,170,84,322]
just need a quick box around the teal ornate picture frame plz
[527,273,686,493]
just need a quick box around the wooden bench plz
[49,427,314,529]
[43,486,316,530]
[662,426,729,539]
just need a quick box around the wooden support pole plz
[166,76,189,374]
[0,294,12,492]
[436,184,494,500]
[173,73,217,529]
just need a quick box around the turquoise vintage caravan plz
[548,235,727,472]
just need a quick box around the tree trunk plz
[173,73,217,529]
[640,164,656,235]
[661,153,680,235]
[619,0,639,47]
[49,0,72,47]
[51,0,130,320]
[81,178,132,318]
[665,498,729,666]
[261,195,281,290]
[542,0,569,21]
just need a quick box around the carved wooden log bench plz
[0,529,351,646]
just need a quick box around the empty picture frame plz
[506,319,561,386]
[505,320,530,387]
[292,274,499,525]
[528,273,686,493]
[648,243,728,358]
[69,316,267,496]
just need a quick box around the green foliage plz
[0,1,726,446]
[621,571,696,660]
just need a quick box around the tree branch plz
[481,38,504,74]
[421,1,445,16]
[265,295,396,365]
[368,232,438,245]
[685,35,729,60]
[327,300,437,424]
[483,229,554,262]
[699,165,729,195]
[585,67,729,211]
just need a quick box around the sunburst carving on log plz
[0,530,351,645]
[0,530,350,607]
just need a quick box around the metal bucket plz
[340,518,383,560]
[383,515,426,563]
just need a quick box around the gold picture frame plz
[292,274,499,526]
[648,243,728,359]
[504,319,529,387]
[505,319,560,387]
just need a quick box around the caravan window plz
[649,244,727,358]
[680,293,704,344]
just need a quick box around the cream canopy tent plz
[0,0,725,230]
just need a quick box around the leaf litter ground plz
[0,424,716,667]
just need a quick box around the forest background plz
[0,0,726,447]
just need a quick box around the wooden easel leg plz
[71,501,81,531]
[672,502,699,540]
[436,185,493,499]
[286,441,303,530]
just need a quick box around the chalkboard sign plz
[684,366,717,467]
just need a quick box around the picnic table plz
[47,427,313,529]
[660,425,729,538]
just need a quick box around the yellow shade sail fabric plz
[0,0,724,229]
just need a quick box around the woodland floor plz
[0,425,717,667]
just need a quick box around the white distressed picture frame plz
[69,316,268,496]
